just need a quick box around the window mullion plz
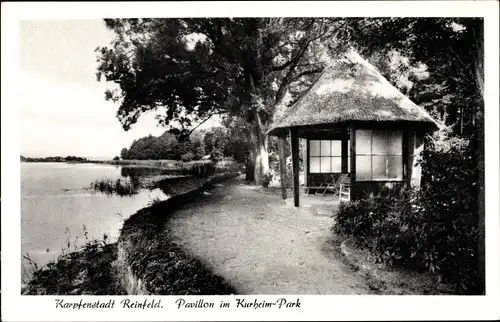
[385,131,389,178]
[370,131,373,180]
[319,140,322,173]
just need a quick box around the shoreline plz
[21,171,242,295]
[21,159,225,177]
[21,159,185,169]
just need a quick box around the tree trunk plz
[245,150,255,182]
[473,22,485,294]
[243,58,270,185]
[249,121,269,186]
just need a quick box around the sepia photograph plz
[2,1,499,321]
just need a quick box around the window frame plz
[355,129,404,182]
[308,139,349,174]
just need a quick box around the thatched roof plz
[268,51,440,136]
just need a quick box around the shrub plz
[261,172,272,188]
[268,155,295,188]
[22,230,126,295]
[180,160,216,177]
[181,152,195,162]
[333,133,482,294]
[210,149,224,162]
[214,158,243,174]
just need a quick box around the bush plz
[261,172,272,188]
[214,158,243,174]
[268,154,295,188]
[22,230,126,295]
[210,149,224,162]
[118,174,239,295]
[181,152,195,162]
[333,133,482,294]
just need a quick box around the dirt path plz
[167,176,372,294]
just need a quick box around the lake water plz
[21,162,170,280]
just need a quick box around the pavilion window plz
[309,140,349,173]
[355,129,403,181]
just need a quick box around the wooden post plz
[290,127,300,207]
[349,125,356,201]
[302,138,308,187]
[278,135,287,200]
[341,128,349,173]
[405,129,415,188]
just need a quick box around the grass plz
[22,226,126,295]
[90,177,137,196]
[22,172,241,295]
[120,221,237,295]
[90,160,243,197]
[156,176,208,196]
[118,172,241,295]
[92,159,184,170]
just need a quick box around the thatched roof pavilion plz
[268,51,440,207]
[269,51,439,136]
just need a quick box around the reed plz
[90,177,137,196]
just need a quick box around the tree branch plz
[447,47,475,84]
[184,111,224,137]
[271,39,310,71]
[273,42,317,106]
[271,19,328,72]
[291,67,324,82]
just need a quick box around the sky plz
[19,20,214,159]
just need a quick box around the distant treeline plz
[119,127,249,163]
[21,156,88,163]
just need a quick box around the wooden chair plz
[304,176,330,195]
[315,174,336,196]
[339,174,351,202]
[317,173,348,196]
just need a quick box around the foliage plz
[120,131,204,161]
[214,158,244,174]
[180,152,195,162]
[261,172,272,188]
[22,229,125,295]
[119,173,240,294]
[120,148,129,159]
[119,125,250,163]
[203,127,229,157]
[90,177,138,196]
[333,132,482,294]
[337,18,483,137]
[21,155,88,163]
[23,172,242,295]
[113,156,120,161]
[203,125,250,163]
[96,18,484,185]
[268,137,305,188]
[209,149,224,162]
[96,18,342,183]
[96,18,332,134]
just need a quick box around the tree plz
[189,130,205,160]
[335,17,485,294]
[96,18,338,184]
[203,127,230,157]
[199,122,252,163]
[334,18,484,137]
[120,148,129,159]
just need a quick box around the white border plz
[2,1,499,321]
